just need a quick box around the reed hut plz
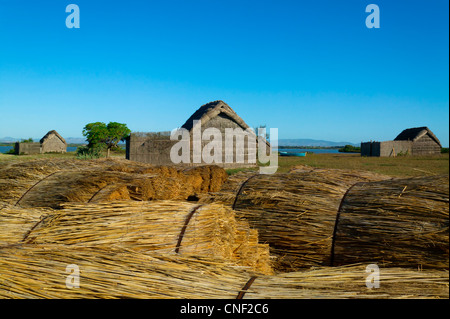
[394,126,442,155]
[40,130,67,153]
[361,126,442,157]
[127,100,269,167]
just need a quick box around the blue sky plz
[0,0,448,146]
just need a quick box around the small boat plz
[291,152,306,157]
[279,151,306,157]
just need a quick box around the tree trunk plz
[107,148,110,158]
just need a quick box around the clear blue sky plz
[0,0,448,146]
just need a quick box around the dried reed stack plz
[244,264,449,299]
[0,158,228,208]
[0,245,447,299]
[22,201,272,274]
[201,170,448,271]
[200,169,390,271]
[332,174,449,269]
[0,204,48,246]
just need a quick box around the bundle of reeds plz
[0,245,447,299]
[0,204,48,246]
[16,170,193,208]
[244,264,449,299]
[332,174,449,269]
[0,158,228,208]
[182,165,229,193]
[22,201,272,274]
[200,169,390,271]
[0,158,124,205]
[107,162,228,193]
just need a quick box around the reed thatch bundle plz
[244,264,449,299]
[107,161,228,193]
[200,169,390,271]
[22,201,272,274]
[202,171,448,271]
[15,170,192,208]
[0,245,447,299]
[0,158,228,208]
[0,204,48,246]
[332,174,449,269]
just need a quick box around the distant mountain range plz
[278,139,358,147]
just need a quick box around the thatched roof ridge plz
[180,100,271,148]
[394,127,441,147]
[181,100,251,131]
[40,130,66,144]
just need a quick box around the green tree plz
[82,122,131,157]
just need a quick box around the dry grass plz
[277,153,449,177]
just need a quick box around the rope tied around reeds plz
[236,276,257,299]
[14,171,62,206]
[175,204,203,253]
[232,174,259,210]
[329,181,365,266]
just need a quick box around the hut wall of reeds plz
[14,142,41,155]
[126,132,177,166]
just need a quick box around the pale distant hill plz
[0,137,38,143]
[279,139,358,147]
[65,137,87,144]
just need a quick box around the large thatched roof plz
[394,127,441,147]
[181,100,251,132]
[40,130,66,144]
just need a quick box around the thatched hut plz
[394,126,442,155]
[40,130,67,153]
[127,100,268,167]
[361,126,442,157]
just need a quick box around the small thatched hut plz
[361,126,442,157]
[40,130,67,153]
[394,127,442,155]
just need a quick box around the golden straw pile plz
[19,200,272,274]
[200,169,392,271]
[0,158,227,207]
[200,170,449,272]
[333,174,449,269]
[0,245,447,299]
[1,159,448,299]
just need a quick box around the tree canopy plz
[82,122,131,157]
